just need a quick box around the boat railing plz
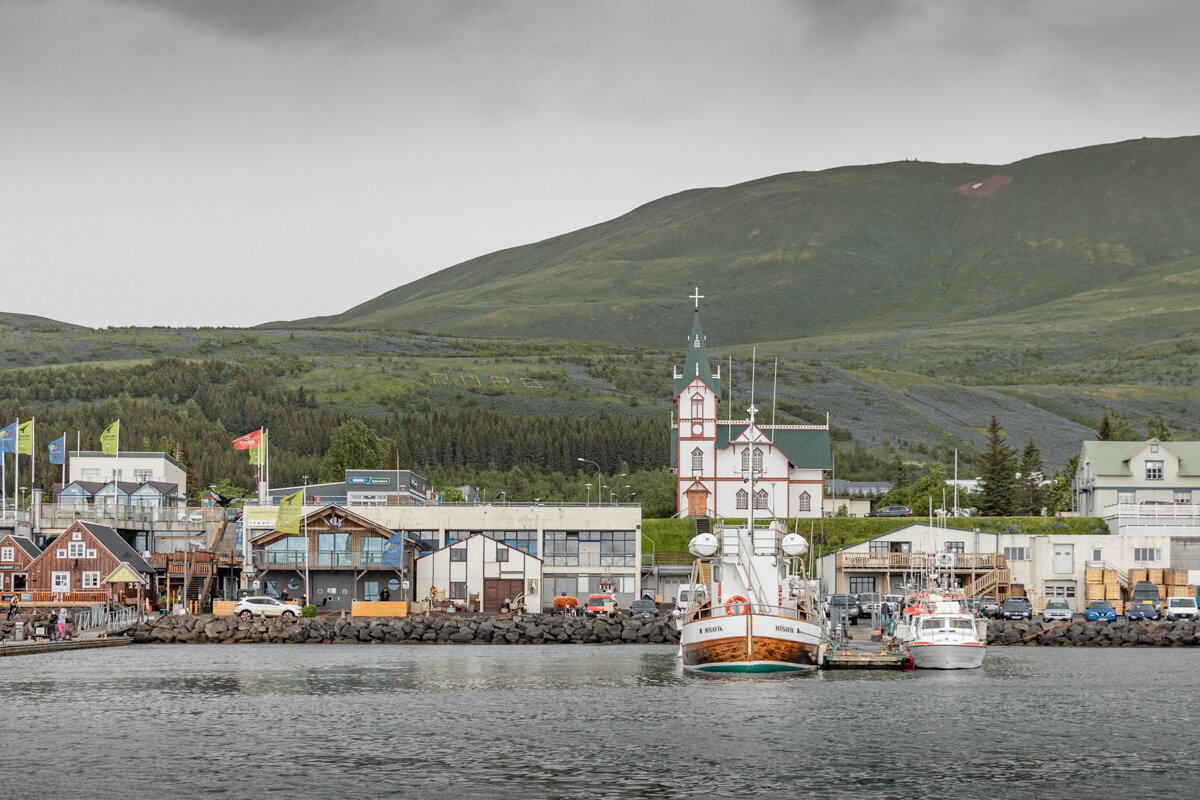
[682,601,817,623]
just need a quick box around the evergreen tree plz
[1146,415,1171,441]
[890,455,909,490]
[1016,439,1045,516]
[1097,410,1114,441]
[974,417,1017,516]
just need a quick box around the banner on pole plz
[275,490,303,535]
[100,421,120,455]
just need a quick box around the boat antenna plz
[770,357,778,427]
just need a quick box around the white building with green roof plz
[669,290,831,518]
[1074,439,1200,535]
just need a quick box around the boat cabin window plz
[919,619,945,632]
[951,620,976,631]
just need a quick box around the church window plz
[799,491,811,512]
[741,449,749,473]
[690,396,704,420]
[691,448,703,472]
[755,489,768,509]
[752,448,763,474]
[736,489,748,509]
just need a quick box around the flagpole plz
[30,417,35,497]
[61,431,66,490]
[13,417,18,512]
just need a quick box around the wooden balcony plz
[836,552,1007,571]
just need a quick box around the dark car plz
[868,505,913,517]
[826,594,860,625]
[999,598,1033,620]
[1127,599,1160,621]
[629,599,660,619]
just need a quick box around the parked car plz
[856,592,882,617]
[188,509,205,522]
[1042,599,1073,623]
[584,594,618,618]
[1127,599,1160,621]
[1164,596,1199,622]
[1130,581,1162,613]
[1085,600,1117,622]
[883,594,905,614]
[234,596,300,618]
[977,596,1000,618]
[999,598,1033,621]
[629,599,660,619]
[867,505,913,517]
[826,594,860,625]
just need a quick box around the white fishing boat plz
[890,556,986,670]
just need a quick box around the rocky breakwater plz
[131,612,681,645]
[987,619,1200,647]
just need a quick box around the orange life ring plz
[725,595,749,615]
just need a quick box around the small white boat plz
[905,598,986,670]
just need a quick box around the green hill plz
[276,136,1200,350]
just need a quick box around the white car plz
[1164,596,1199,621]
[234,596,301,618]
[1042,599,1073,622]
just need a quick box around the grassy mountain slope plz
[278,136,1200,349]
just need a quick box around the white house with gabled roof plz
[1074,439,1200,535]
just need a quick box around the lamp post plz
[498,491,506,505]
[577,458,601,506]
[585,483,591,505]
[302,474,310,607]
[616,485,631,505]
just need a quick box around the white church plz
[671,290,831,519]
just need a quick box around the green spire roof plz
[674,308,722,397]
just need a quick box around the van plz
[1130,581,1161,612]
[1164,596,1199,621]
[673,584,706,619]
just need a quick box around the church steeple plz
[674,287,722,397]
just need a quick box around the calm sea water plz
[1,644,1198,799]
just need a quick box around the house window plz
[67,542,86,558]
[449,582,467,600]
[362,581,379,601]
[1092,548,1103,562]
[755,489,768,509]
[869,541,890,553]
[945,541,965,554]
[450,547,467,563]
[1146,461,1164,481]
[81,572,101,589]
[1150,443,1159,453]
[848,577,876,594]
[1044,582,1076,599]
[752,448,763,474]
[1174,490,1192,504]
[736,490,748,509]
[799,492,811,512]
[1117,490,1135,505]
[86,549,96,559]
[691,448,703,472]
[1134,548,1162,562]
[51,572,70,591]
[496,547,509,563]
[1003,547,1030,562]
[134,469,153,482]
[0,547,12,562]
[72,532,82,541]
[690,396,704,420]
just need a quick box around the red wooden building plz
[25,521,156,606]
[0,533,41,600]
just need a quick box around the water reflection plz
[1,645,1199,799]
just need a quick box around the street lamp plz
[616,485,631,506]
[498,491,506,505]
[577,458,601,506]
[302,474,310,607]
[585,483,592,505]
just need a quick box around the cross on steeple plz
[689,287,704,309]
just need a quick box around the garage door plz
[483,578,525,612]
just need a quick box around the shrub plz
[301,605,317,618]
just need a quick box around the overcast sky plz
[3,0,1199,328]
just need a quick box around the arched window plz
[741,448,750,473]
[755,489,768,509]
[691,448,703,472]
[736,489,748,509]
[690,395,704,420]
[752,448,763,474]
[799,491,811,512]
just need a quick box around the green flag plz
[249,447,262,465]
[16,420,33,455]
[275,489,303,535]
[100,420,120,455]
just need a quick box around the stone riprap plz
[986,619,1200,647]
[128,612,681,645]
[0,611,75,640]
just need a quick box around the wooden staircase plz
[965,568,1012,601]
[694,518,713,584]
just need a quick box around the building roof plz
[60,480,107,496]
[133,481,180,496]
[673,308,721,397]
[671,421,831,470]
[1,534,41,559]
[1081,440,1200,477]
[72,450,188,471]
[414,532,543,563]
[70,522,155,573]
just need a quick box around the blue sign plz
[236,521,243,552]
[348,477,371,485]
[381,532,407,567]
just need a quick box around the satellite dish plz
[688,532,719,558]
[781,533,809,557]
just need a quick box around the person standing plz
[57,607,68,640]
[6,596,18,620]
[279,588,289,602]
[379,587,390,602]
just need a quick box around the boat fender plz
[724,595,748,615]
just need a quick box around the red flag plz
[232,429,263,450]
